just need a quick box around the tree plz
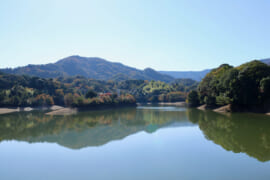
[260,77,270,94]
[54,89,64,105]
[198,64,233,105]
[260,77,270,110]
[64,93,75,107]
[85,90,97,99]
[234,61,270,105]
[188,90,200,107]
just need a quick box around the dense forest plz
[0,71,198,107]
[188,60,270,112]
[0,72,135,107]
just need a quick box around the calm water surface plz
[1,106,270,180]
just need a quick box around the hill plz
[192,60,270,112]
[0,71,198,107]
[159,69,211,81]
[1,56,174,82]
[3,56,270,82]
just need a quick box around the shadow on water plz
[187,108,270,162]
[0,106,192,149]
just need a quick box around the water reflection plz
[2,106,270,162]
[0,106,192,149]
[187,109,270,162]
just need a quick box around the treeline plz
[118,79,198,102]
[0,73,135,107]
[188,60,270,112]
[0,72,198,107]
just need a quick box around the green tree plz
[260,77,270,94]
[188,90,200,107]
[85,90,97,99]
[64,93,75,107]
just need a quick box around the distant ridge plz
[4,56,268,82]
[260,58,270,65]
[160,58,270,81]
[0,56,174,82]
[159,69,211,81]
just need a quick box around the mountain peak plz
[143,67,155,72]
[0,56,174,82]
[56,56,107,64]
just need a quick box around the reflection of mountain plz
[0,107,192,149]
[187,109,270,162]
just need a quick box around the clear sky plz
[1,0,270,70]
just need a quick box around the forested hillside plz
[188,60,270,112]
[0,73,136,107]
[1,56,174,82]
[0,72,198,107]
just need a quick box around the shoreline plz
[0,104,137,116]
[137,102,186,106]
[197,104,232,112]
[0,102,186,115]
[2,103,270,116]
[0,108,20,115]
[0,105,64,115]
[197,104,270,115]
[46,108,77,116]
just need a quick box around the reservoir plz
[1,105,270,180]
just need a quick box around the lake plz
[1,105,270,180]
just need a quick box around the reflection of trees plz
[187,109,270,162]
[0,107,190,149]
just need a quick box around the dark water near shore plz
[1,106,270,180]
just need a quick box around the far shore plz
[137,101,186,106]
[0,102,185,115]
[0,105,64,115]
[2,102,270,116]
[0,104,137,115]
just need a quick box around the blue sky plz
[1,0,270,70]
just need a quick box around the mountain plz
[3,56,270,83]
[260,58,270,65]
[1,56,174,82]
[159,69,211,81]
